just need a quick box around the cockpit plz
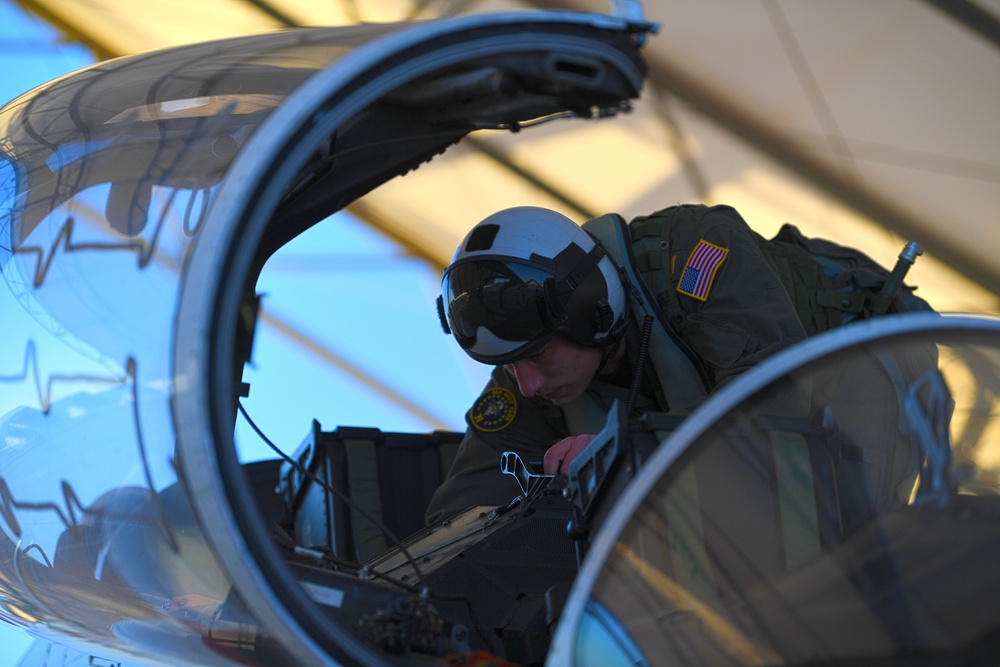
[1,11,999,667]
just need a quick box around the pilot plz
[426,204,808,524]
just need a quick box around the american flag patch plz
[677,239,728,301]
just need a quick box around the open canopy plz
[11,0,1000,312]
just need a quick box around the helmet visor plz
[442,259,559,361]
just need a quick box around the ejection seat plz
[278,421,463,564]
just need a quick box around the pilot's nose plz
[508,361,543,398]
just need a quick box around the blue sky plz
[235,211,489,459]
[0,2,491,664]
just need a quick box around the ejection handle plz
[501,451,552,499]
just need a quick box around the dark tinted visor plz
[443,260,559,350]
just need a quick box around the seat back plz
[280,421,462,564]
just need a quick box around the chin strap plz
[593,336,623,380]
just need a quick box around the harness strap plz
[583,213,708,413]
[343,437,386,561]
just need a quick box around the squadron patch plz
[470,387,517,432]
[677,239,728,301]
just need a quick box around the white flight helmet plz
[438,206,627,365]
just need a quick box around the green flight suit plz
[426,204,808,524]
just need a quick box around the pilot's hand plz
[543,434,596,476]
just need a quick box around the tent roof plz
[13,0,1000,316]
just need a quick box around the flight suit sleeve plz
[669,205,807,390]
[425,367,565,525]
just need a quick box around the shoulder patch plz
[677,239,728,301]
[470,387,518,432]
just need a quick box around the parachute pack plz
[600,204,936,346]
[609,206,944,531]
[757,222,935,336]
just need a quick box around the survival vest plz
[757,222,935,333]
[596,205,935,335]
[582,212,710,414]
[581,205,936,411]
[581,205,940,546]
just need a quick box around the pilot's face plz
[505,337,603,405]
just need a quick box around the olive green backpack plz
[756,222,935,335]
[609,204,936,341]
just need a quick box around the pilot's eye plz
[529,347,548,361]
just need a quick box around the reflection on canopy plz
[563,316,1000,666]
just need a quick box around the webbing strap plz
[757,236,840,335]
[647,214,690,337]
[625,209,687,334]
[663,464,717,600]
[769,431,822,568]
[343,437,387,562]
[583,214,708,411]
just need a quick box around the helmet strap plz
[544,243,606,309]
[594,335,624,379]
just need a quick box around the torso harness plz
[558,213,710,435]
